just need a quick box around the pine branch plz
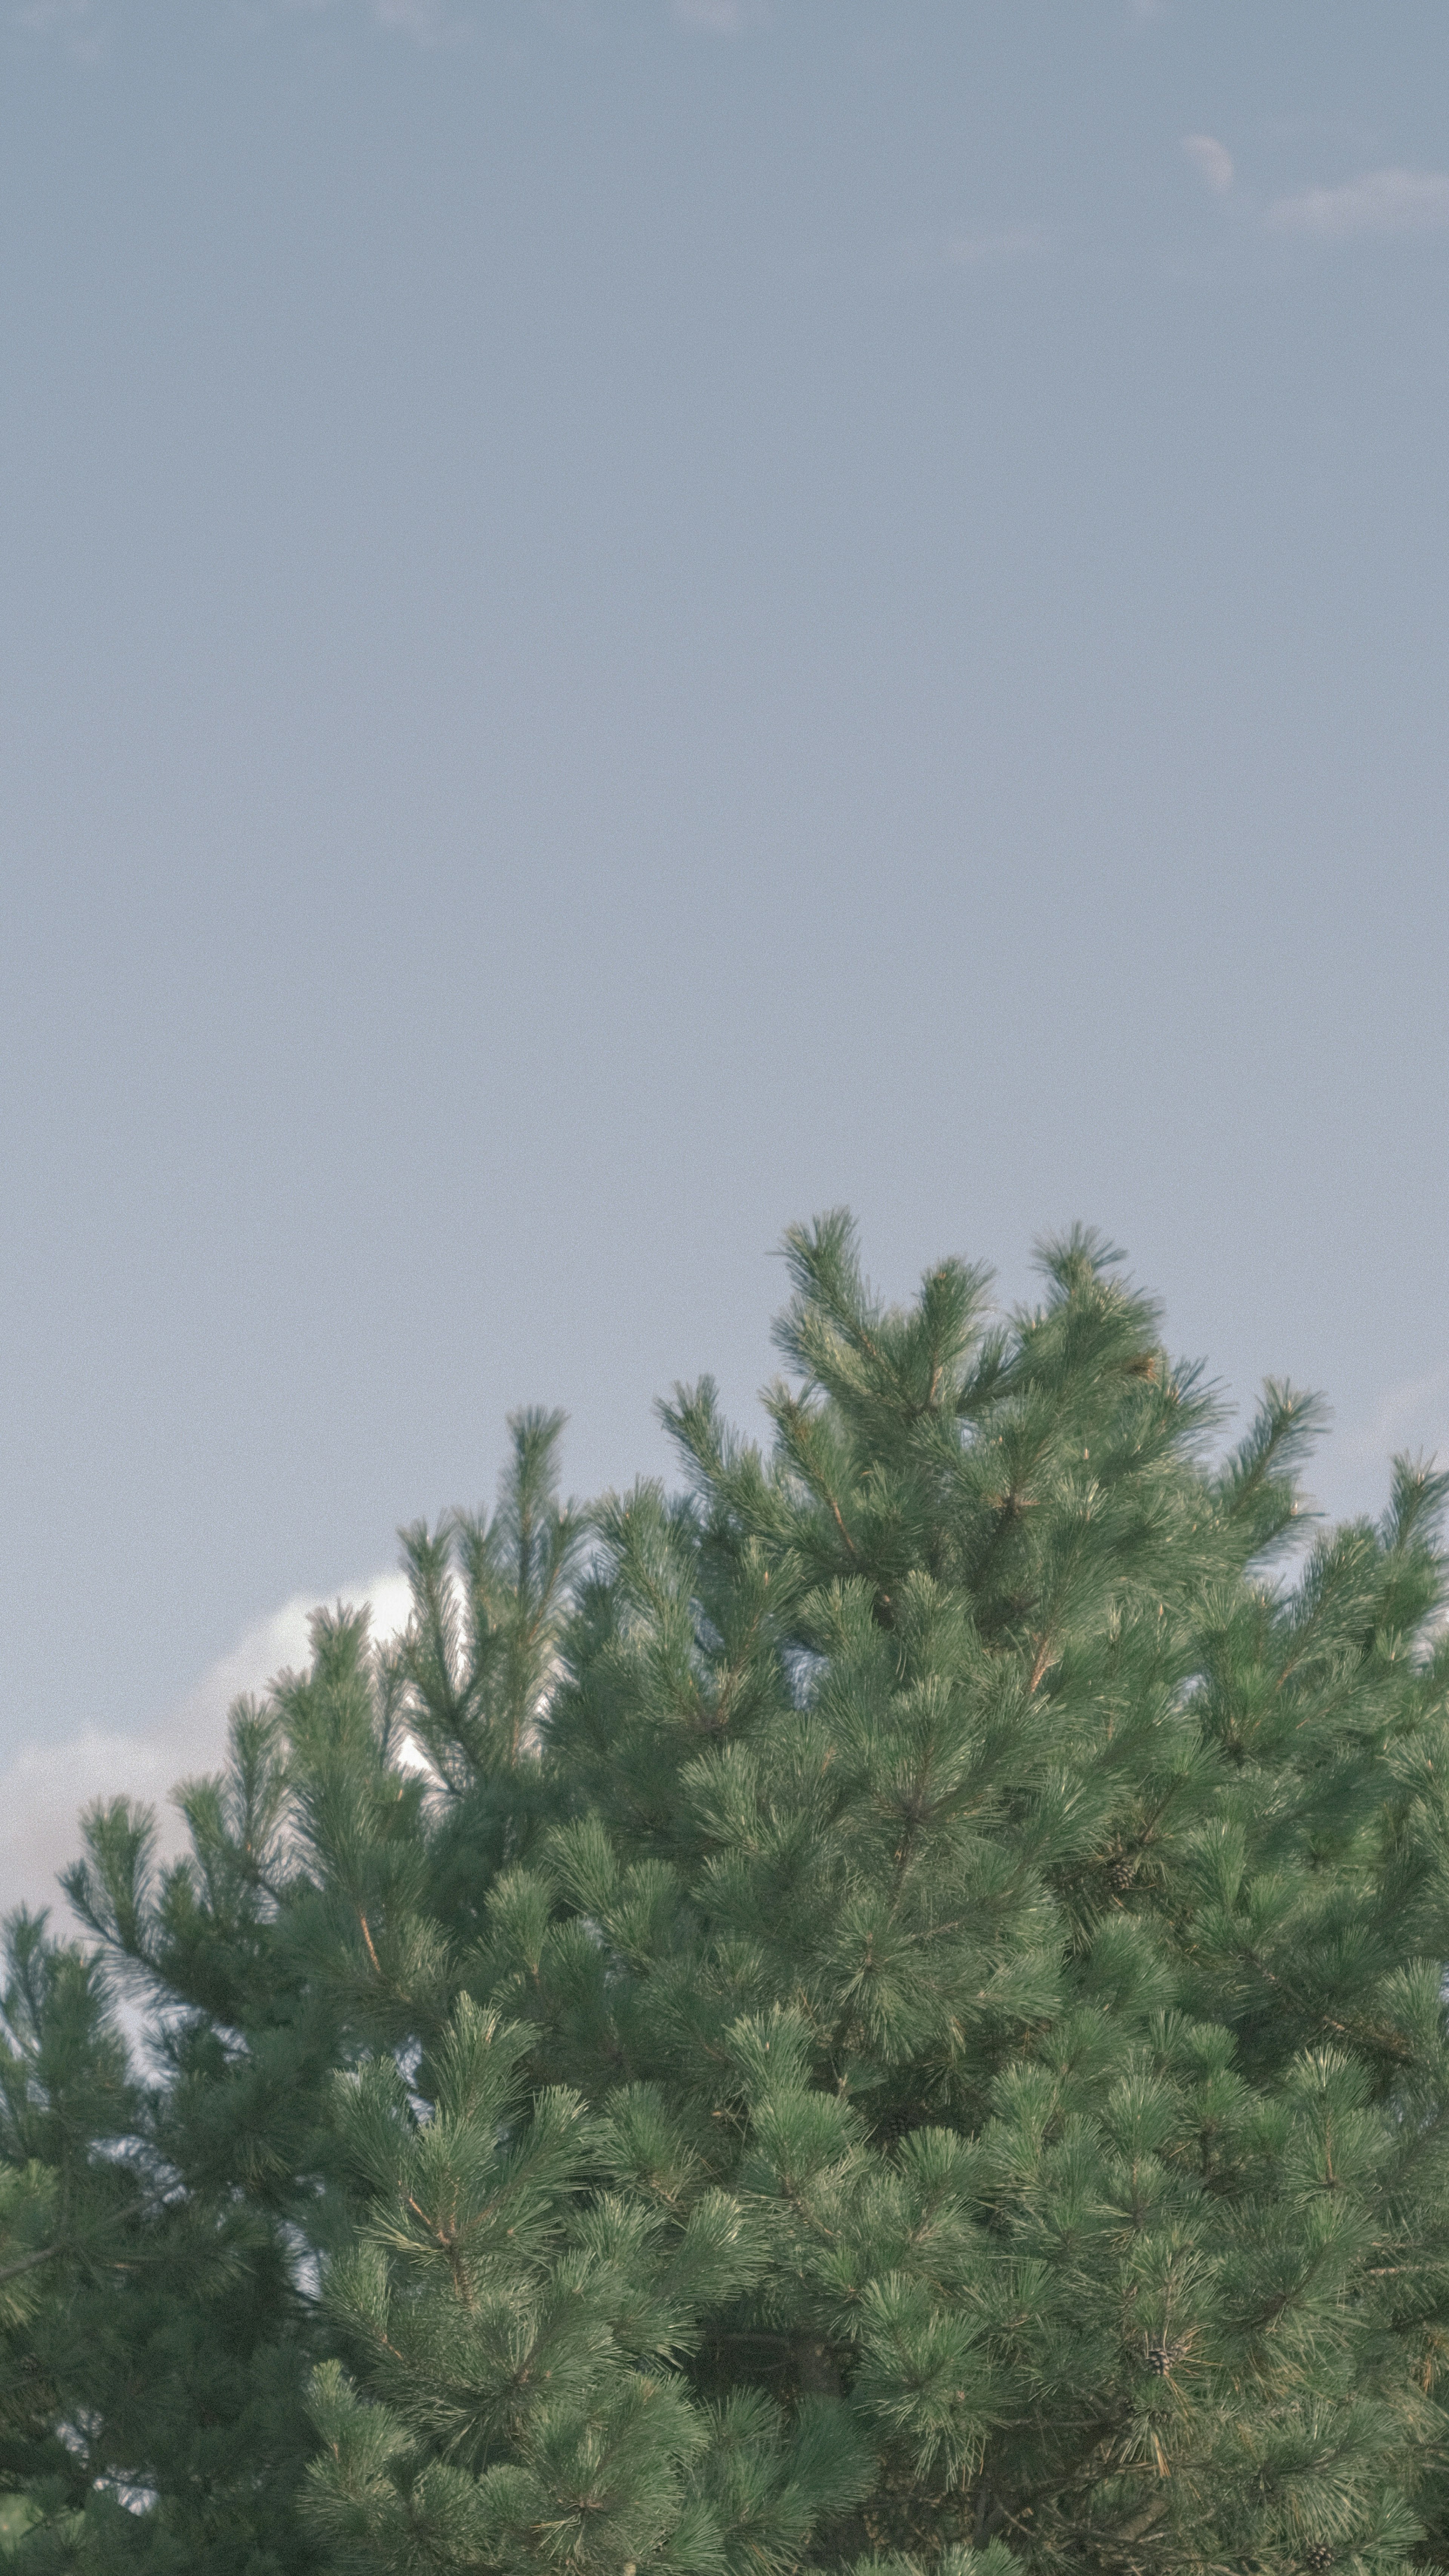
[0,2241,61,2288]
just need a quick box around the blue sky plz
[3,0,1447,1910]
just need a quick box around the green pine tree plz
[0,1410,583,2572]
[0,1910,137,2562]
[8,1219,1449,2576]
[308,1218,1449,2574]
[1,1780,328,2572]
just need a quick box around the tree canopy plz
[5,1215,1449,2576]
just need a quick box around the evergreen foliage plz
[4,1220,1449,2576]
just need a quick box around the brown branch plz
[822,1490,859,1560]
[357,1910,383,1976]
[0,2242,62,2288]
[1028,1631,1058,1694]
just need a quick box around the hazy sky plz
[3,0,1447,1913]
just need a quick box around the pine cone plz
[1144,2340,1172,2376]
[1303,2550,1333,2572]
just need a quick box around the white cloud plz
[0,1571,414,1928]
[1267,168,1449,242]
[1182,134,1234,195]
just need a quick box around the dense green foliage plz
[5,1216,1449,2575]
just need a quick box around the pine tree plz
[308,1219,1449,2573]
[0,1910,138,2561]
[7,1220,1449,2576]
[0,1773,329,2571]
[0,1411,584,2571]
